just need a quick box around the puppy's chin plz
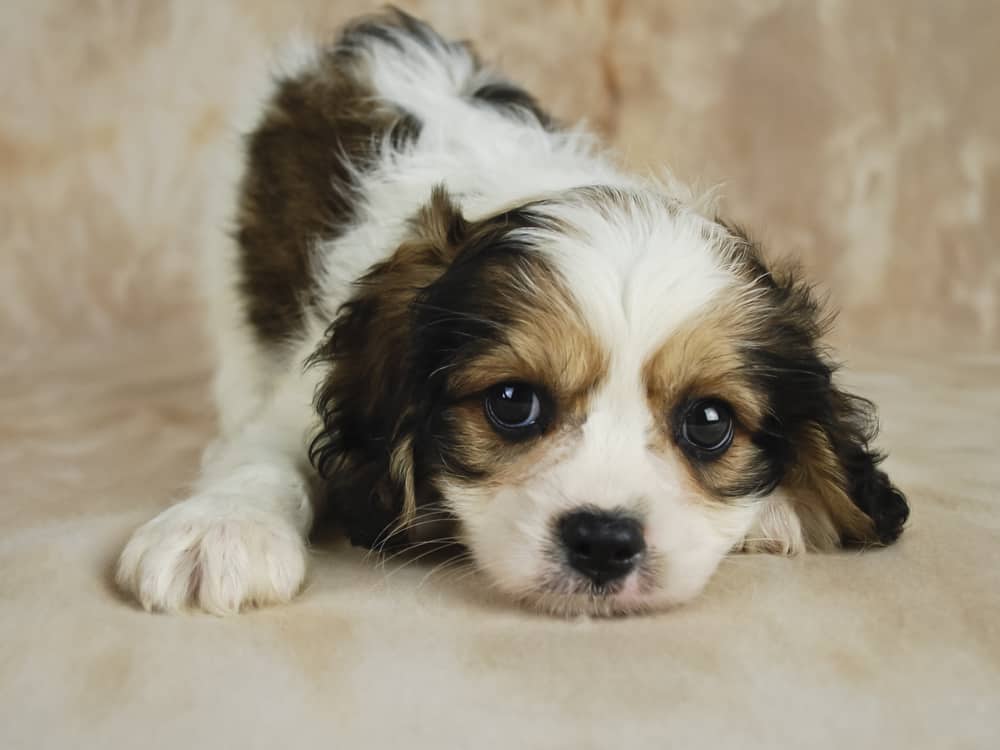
[481,564,717,618]
[515,573,692,618]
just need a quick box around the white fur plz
[738,491,808,555]
[118,20,780,615]
[116,334,321,614]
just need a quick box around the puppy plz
[116,9,908,617]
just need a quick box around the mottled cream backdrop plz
[3,4,1000,750]
[2,0,998,356]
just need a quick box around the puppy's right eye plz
[484,382,546,437]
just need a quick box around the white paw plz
[116,498,307,615]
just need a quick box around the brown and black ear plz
[786,387,910,548]
[308,187,467,549]
[742,257,910,550]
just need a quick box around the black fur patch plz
[235,55,416,343]
[337,7,464,58]
[470,81,554,127]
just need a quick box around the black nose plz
[558,510,646,585]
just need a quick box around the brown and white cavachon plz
[116,9,909,617]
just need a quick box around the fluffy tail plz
[331,8,552,131]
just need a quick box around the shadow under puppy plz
[117,9,908,616]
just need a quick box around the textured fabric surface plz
[2,2,998,748]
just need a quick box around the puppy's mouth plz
[522,562,661,617]
[516,581,654,617]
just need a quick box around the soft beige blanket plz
[2,2,998,748]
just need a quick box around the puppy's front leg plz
[116,371,321,615]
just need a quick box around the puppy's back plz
[234,9,553,348]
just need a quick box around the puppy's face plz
[313,186,908,616]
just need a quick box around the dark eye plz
[680,399,734,455]
[484,382,544,436]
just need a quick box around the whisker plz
[374,537,463,572]
[362,510,456,562]
[414,553,475,591]
[444,562,483,589]
[379,544,466,582]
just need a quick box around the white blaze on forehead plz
[537,191,737,370]
[512,190,740,512]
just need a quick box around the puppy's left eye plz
[484,382,544,436]
[679,398,735,456]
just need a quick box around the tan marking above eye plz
[640,285,776,498]
[430,253,608,485]
[443,277,609,407]
[641,290,770,435]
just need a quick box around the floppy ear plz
[308,187,467,548]
[752,267,910,550]
[784,385,910,549]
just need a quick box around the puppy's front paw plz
[116,498,307,615]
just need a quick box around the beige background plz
[2,2,998,748]
[3,0,998,354]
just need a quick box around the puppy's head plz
[311,185,908,616]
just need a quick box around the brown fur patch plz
[783,424,876,547]
[235,18,424,345]
[234,8,554,346]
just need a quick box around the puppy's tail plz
[328,8,552,133]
